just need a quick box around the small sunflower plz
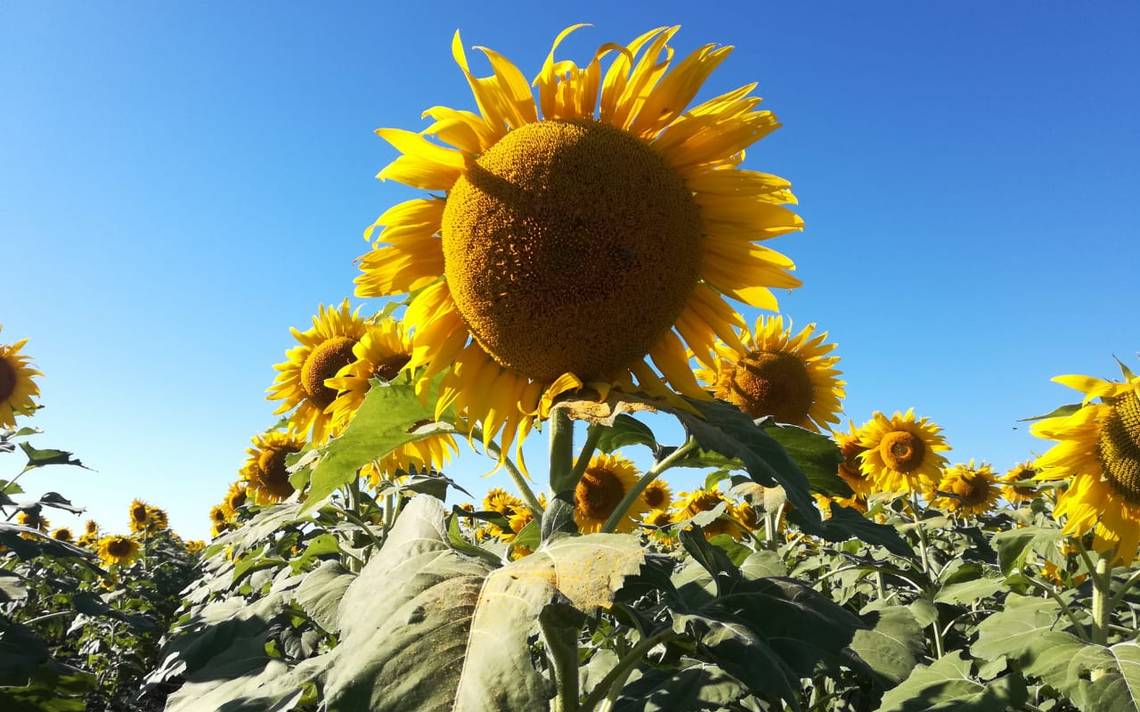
[858,409,950,494]
[357,26,804,460]
[241,430,306,504]
[268,301,368,444]
[17,509,49,533]
[0,328,42,428]
[146,505,169,532]
[735,500,761,530]
[813,493,868,519]
[1001,461,1039,504]
[185,540,206,555]
[127,499,151,533]
[834,421,874,497]
[50,527,73,542]
[481,487,526,540]
[696,317,844,431]
[641,507,677,547]
[209,505,230,538]
[641,479,673,511]
[930,461,1000,517]
[574,453,646,533]
[83,520,99,535]
[1031,366,1140,566]
[97,535,140,568]
[674,487,739,538]
[222,482,248,518]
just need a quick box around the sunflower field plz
[4,23,1140,712]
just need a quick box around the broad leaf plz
[613,661,754,712]
[301,382,446,512]
[294,560,355,632]
[850,606,925,686]
[593,415,659,455]
[18,443,87,471]
[762,423,851,497]
[991,526,1062,576]
[876,651,1027,712]
[323,496,645,711]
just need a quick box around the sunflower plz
[930,461,1000,517]
[185,540,206,555]
[641,507,677,547]
[574,453,646,533]
[356,26,803,457]
[641,479,673,511]
[209,505,230,538]
[97,535,140,568]
[241,430,306,504]
[83,520,98,535]
[480,487,526,540]
[834,421,874,497]
[695,317,844,431]
[1031,367,1140,566]
[674,487,740,538]
[17,509,48,534]
[268,301,368,444]
[858,409,950,494]
[0,328,42,428]
[51,527,74,542]
[128,499,167,534]
[146,505,169,532]
[222,482,248,518]
[735,500,761,530]
[1001,461,1039,504]
[813,493,868,519]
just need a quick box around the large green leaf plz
[592,414,659,455]
[613,661,754,712]
[991,526,1062,576]
[165,658,324,712]
[849,606,925,686]
[294,560,355,632]
[301,382,446,512]
[973,594,1140,712]
[761,422,851,497]
[17,443,87,472]
[876,651,1027,712]
[322,496,645,711]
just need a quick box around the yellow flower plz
[641,507,677,547]
[97,535,141,568]
[641,479,673,510]
[735,500,761,530]
[858,409,950,494]
[696,317,844,432]
[209,505,230,538]
[356,26,802,459]
[834,421,874,497]
[83,520,99,535]
[17,510,49,537]
[50,527,73,542]
[1031,367,1140,566]
[1001,461,1039,504]
[128,499,168,534]
[184,540,206,555]
[0,327,42,428]
[574,453,646,533]
[325,318,459,480]
[674,487,740,539]
[241,430,306,504]
[814,493,868,519]
[481,487,526,540]
[930,461,1000,517]
[268,301,367,444]
[222,482,248,518]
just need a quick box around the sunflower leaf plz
[18,443,88,472]
[761,423,851,497]
[876,651,1028,712]
[592,415,659,455]
[301,382,444,513]
[1019,403,1082,422]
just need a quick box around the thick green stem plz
[541,612,580,712]
[581,629,675,712]
[548,409,577,496]
[1025,576,1091,642]
[1092,557,1111,645]
[570,426,603,486]
[600,438,696,534]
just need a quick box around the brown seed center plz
[373,353,411,382]
[301,337,358,407]
[880,431,926,473]
[575,466,627,519]
[719,351,814,423]
[839,439,868,481]
[643,485,668,509]
[1099,392,1140,503]
[107,538,133,557]
[257,445,301,499]
[0,357,16,403]
[442,119,703,382]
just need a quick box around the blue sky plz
[2,2,1137,539]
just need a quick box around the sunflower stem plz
[600,437,697,534]
[483,437,544,514]
[570,425,603,486]
[1024,575,1091,642]
[1092,556,1112,645]
[548,409,577,496]
[581,628,675,712]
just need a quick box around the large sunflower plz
[0,328,42,428]
[325,318,458,478]
[574,453,647,533]
[241,430,306,504]
[269,301,368,444]
[1031,368,1140,566]
[858,409,950,494]
[696,317,844,431]
[356,26,802,456]
[930,461,1000,517]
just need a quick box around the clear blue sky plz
[3,2,1137,539]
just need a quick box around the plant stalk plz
[1092,556,1111,645]
[548,409,577,497]
[600,438,696,534]
[581,629,675,712]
